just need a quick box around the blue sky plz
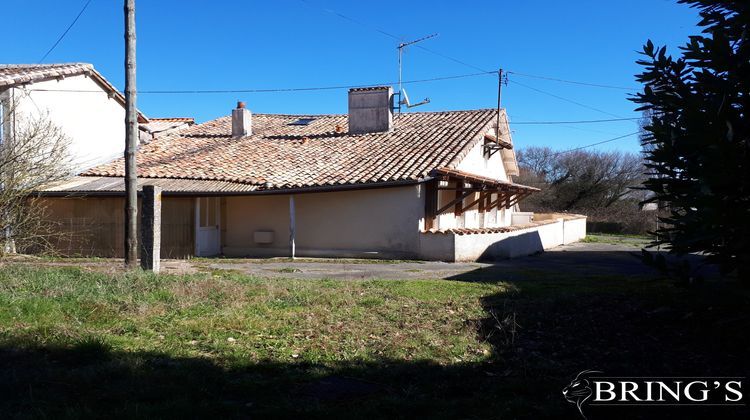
[2,0,700,152]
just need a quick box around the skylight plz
[289,118,316,126]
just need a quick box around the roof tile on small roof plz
[0,63,93,88]
[149,117,195,123]
[40,176,257,194]
[434,167,539,192]
[141,118,195,137]
[84,109,504,191]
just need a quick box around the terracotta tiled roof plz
[140,118,195,139]
[423,219,559,235]
[434,167,539,192]
[0,63,93,88]
[39,176,258,195]
[149,117,195,123]
[85,109,503,191]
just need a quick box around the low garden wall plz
[419,213,587,262]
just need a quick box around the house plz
[0,63,192,172]
[36,83,586,261]
[0,63,144,173]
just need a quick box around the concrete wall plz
[223,185,423,258]
[562,216,587,245]
[418,216,587,262]
[8,74,126,173]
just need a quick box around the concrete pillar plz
[140,185,162,272]
[289,195,296,259]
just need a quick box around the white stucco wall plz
[419,216,587,262]
[223,185,423,258]
[456,139,509,181]
[562,217,587,244]
[7,74,126,173]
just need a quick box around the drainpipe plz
[289,195,296,259]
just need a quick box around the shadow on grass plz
[0,250,746,419]
[0,339,562,419]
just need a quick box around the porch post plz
[289,195,296,259]
[140,185,161,272]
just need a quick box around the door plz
[195,197,220,256]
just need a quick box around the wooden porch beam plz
[424,180,438,230]
[436,188,473,215]
[454,183,464,216]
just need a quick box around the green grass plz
[0,266,502,364]
[581,233,651,247]
[0,264,747,419]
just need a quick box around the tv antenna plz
[397,33,437,112]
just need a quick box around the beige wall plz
[224,185,423,258]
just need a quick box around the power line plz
[509,79,624,119]
[550,132,640,156]
[298,0,401,41]
[38,0,94,63]
[507,71,638,91]
[27,70,495,94]
[511,117,639,125]
[297,0,491,73]
[296,1,644,91]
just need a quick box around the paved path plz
[203,242,658,281]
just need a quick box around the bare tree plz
[516,147,652,234]
[517,147,644,210]
[0,109,72,254]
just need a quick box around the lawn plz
[0,263,747,419]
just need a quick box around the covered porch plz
[423,167,539,231]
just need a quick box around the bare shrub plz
[0,110,72,255]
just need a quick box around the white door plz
[195,197,220,256]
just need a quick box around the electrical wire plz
[297,0,492,73]
[507,71,638,91]
[298,0,401,42]
[38,0,94,63]
[295,0,644,92]
[509,79,624,119]
[510,117,639,125]
[549,132,640,156]
[27,71,496,94]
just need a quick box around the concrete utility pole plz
[124,0,138,268]
[141,185,161,272]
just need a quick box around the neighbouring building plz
[31,76,585,261]
[0,63,192,172]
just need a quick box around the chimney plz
[232,101,252,138]
[348,86,393,134]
